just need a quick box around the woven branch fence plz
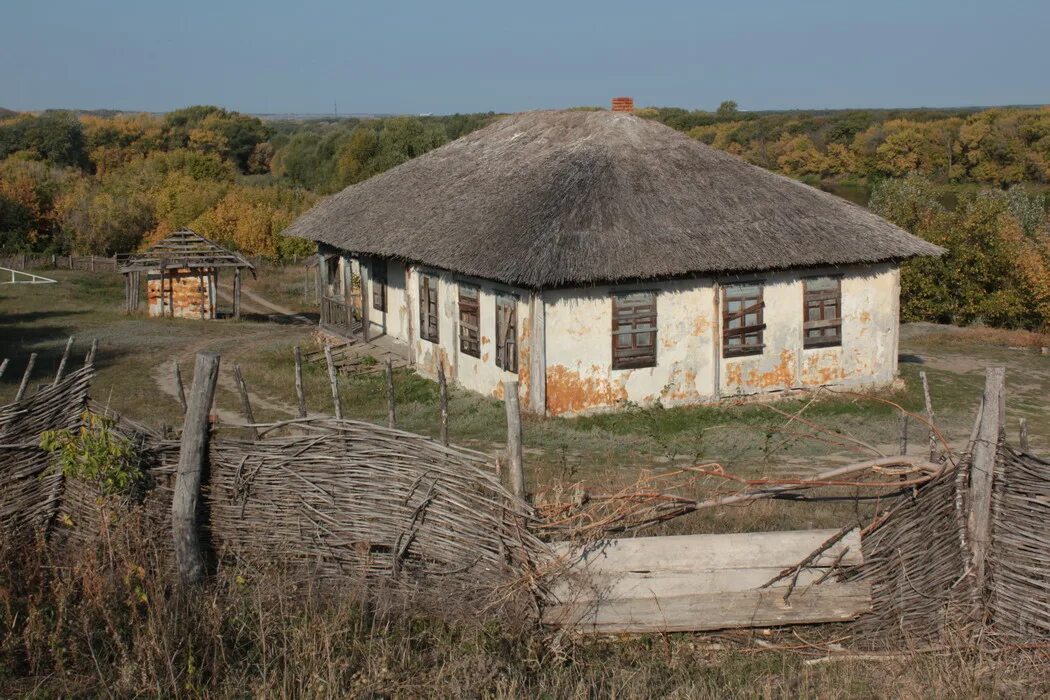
[1,366,549,611]
[0,362,1047,642]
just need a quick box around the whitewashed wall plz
[542,262,901,416]
[392,264,537,404]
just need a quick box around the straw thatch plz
[284,110,943,288]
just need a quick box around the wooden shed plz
[120,229,255,319]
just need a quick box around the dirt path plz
[216,284,313,325]
[151,285,313,426]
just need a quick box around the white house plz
[286,107,942,416]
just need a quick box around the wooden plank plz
[294,345,307,418]
[551,567,833,602]
[324,343,342,419]
[543,581,872,633]
[552,529,862,573]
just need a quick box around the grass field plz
[2,266,1046,505]
[3,267,1049,697]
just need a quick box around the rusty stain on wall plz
[660,364,701,402]
[801,350,850,386]
[726,349,796,391]
[545,364,628,416]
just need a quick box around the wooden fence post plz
[233,365,258,440]
[969,366,1005,609]
[1019,418,1029,453]
[0,358,8,381]
[84,339,98,366]
[898,412,908,456]
[173,361,187,412]
[386,359,396,429]
[14,353,37,401]
[172,351,220,586]
[52,336,74,386]
[438,364,449,445]
[294,345,307,418]
[920,371,937,461]
[233,267,242,320]
[324,343,342,419]
[503,380,525,499]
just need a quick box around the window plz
[495,294,518,373]
[722,283,765,357]
[419,273,439,343]
[371,259,387,312]
[803,277,842,348]
[458,284,481,357]
[612,291,657,369]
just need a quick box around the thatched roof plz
[121,229,255,274]
[284,110,942,288]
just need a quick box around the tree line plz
[1,102,1049,329]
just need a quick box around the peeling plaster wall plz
[403,265,534,403]
[362,258,411,343]
[544,279,718,416]
[543,263,901,416]
[720,263,899,397]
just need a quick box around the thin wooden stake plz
[324,343,342,419]
[14,353,37,401]
[1019,417,1029,453]
[233,364,259,440]
[173,361,188,412]
[294,345,307,418]
[920,371,936,461]
[386,359,396,429]
[233,267,242,320]
[84,339,98,366]
[0,358,8,381]
[898,412,908,456]
[52,336,74,386]
[172,351,220,586]
[438,364,449,445]
[503,380,524,499]
[969,366,1004,611]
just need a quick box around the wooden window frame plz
[611,290,658,370]
[803,276,842,349]
[722,283,765,358]
[371,259,387,313]
[495,293,518,373]
[419,272,439,344]
[458,284,481,358]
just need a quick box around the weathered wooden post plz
[324,343,342,419]
[438,364,449,445]
[172,351,220,586]
[294,345,307,418]
[1019,417,1029,453]
[503,380,525,499]
[0,358,8,381]
[233,267,242,320]
[84,339,98,366]
[898,412,908,456]
[920,371,937,460]
[359,258,371,342]
[386,359,396,429]
[52,336,74,386]
[173,361,188,412]
[969,366,1005,610]
[14,353,37,401]
[233,364,258,440]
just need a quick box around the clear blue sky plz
[2,0,1046,115]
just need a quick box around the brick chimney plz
[611,96,634,113]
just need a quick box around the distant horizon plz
[3,101,1048,121]
[3,1,1048,117]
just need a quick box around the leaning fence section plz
[989,446,1050,639]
